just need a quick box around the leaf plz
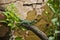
[51,18,58,24]
[15,37,23,40]
[49,37,54,40]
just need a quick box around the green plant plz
[47,0,60,40]
[2,3,25,40]
[3,3,23,29]
[15,37,23,40]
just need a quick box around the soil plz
[0,14,10,40]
